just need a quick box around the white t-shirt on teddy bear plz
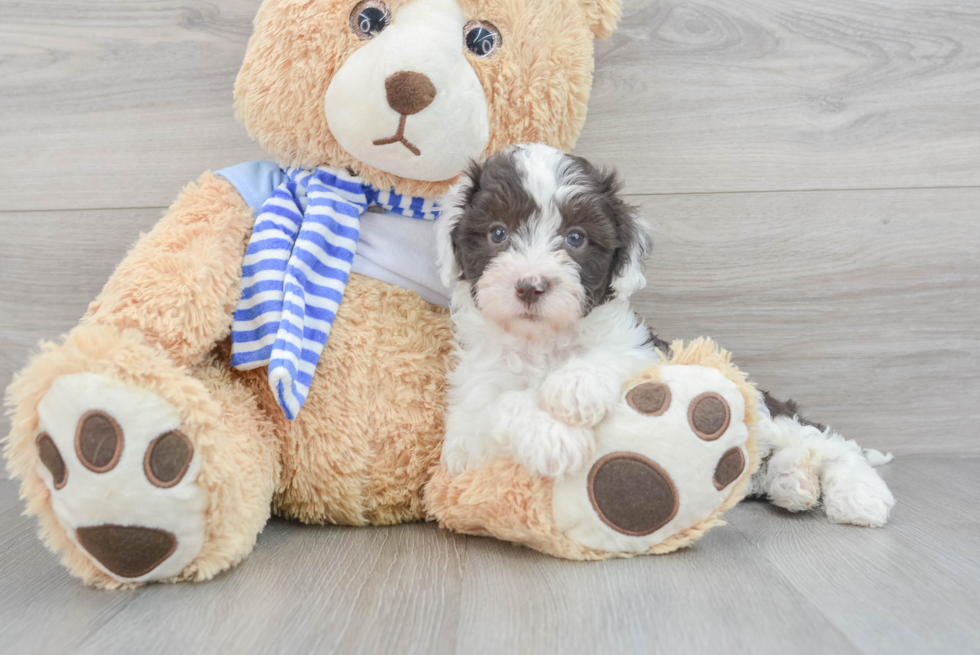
[217,160,452,309]
[350,209,451,307]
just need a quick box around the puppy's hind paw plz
[823,473,895,528]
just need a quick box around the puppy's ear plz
[437,160,483,287]
[597,168,650,298]
[612,211,651,298]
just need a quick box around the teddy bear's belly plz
[254,273,453,526]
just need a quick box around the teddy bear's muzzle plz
[371,71,438,156]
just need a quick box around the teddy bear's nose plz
[384,71,437,116]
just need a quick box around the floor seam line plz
[0,206,169,215]
[2,185,979,213]
[620,184,980,198]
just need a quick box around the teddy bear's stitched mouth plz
[373,114,421,156]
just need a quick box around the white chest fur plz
[442,290,661,475]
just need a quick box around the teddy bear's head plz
[234,0,621,197]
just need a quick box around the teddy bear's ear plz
[581,0,623,39]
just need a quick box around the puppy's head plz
[438,144,649,340]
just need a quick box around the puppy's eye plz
[350,1,390,39]
[565,230,586,248]
[489,226,508,244]
[464,21,501,57]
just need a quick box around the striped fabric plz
[230,166,439,419]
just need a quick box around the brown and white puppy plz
[437,144,895,527]
[436,144,660,477]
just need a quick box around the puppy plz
[436,143,660,478]
[437,144,895,527]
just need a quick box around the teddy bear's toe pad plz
[713,447,745,490]
[35,373,207,583]
[552,364,752,554]
[76,525,178,579]
[588,453,678,535]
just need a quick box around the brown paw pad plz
[588,452,679,536]
[714,447,745,490]
[626,382,671,416]
[75,411,123,473]
[688,392,730,441]
[76,524,177,579]
[144,431,194,488]
[36,433,68,489]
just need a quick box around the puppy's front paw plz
[539,362,621,428]
[440,442,470,477]
[823,472,895,528]
[509,411,595,478]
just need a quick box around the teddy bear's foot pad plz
[34,373,207,582]
[554,364,752,554]
[587,452,678,536]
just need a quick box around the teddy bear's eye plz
[350,0,390,40]
[464,21,501,58]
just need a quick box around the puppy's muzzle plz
[515,278,550,306]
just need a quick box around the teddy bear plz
[4,0,768,588]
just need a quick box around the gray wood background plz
[1,1,978,653]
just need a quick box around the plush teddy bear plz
[4,0,766,588]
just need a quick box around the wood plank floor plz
[2,456,979,655]
[1,0,978,652]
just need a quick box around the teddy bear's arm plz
[82,172,255,368]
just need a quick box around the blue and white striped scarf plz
[230,166,439,419]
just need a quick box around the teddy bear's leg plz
[751,392,895,527]
[5,323,279,587]
[3,172,281,586]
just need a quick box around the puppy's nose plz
[385,71,436,116]
[515,278,550,305]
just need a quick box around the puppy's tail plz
[863,448,894,467]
